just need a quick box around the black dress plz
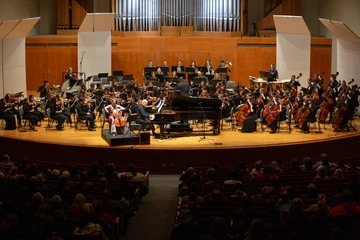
[241,101,258,133]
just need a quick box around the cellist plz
[289,75,301,103]
[325,75,339,122]
[300,98,317,134]
[269,99,287,134]
[241,94,258,133]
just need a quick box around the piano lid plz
[167,90,222,109]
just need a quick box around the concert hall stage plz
[0,119,359,173]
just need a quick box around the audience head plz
[38,203,50,216]
[275,156,283,167]
[307,183,317,196]
[105,163,116,175]
[229,170,240,180]
[292,198,304,211]
[186,167,194,175]
[52,195,62,206]
[341,190,354,203]
[334,169,344,179]
[303,157,313,170]
[36,173,45,183]
[51,169,61,179]
[72,193,86,208]
[61,171,70,179]
[90,162,99,173]
[53,210,65,224]
[127,164,137,173]
[0,172,4,182]
[185,162,193,170]
[212,163,219,171]
[98,177,108,190]
[1,154,10,163]
[32,192,44,205]
[178,209,194,225]
[92,200,102,213]
[280,191,290,203]
[189,183,201,194]
[317,166,327,178]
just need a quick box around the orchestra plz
[0,59,359,138]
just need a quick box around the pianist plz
[136,99,157,136]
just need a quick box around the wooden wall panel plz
[26,48,48,90]
[25,36,333,89]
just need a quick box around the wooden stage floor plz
[1,115,359,173]
[0,118,359,150]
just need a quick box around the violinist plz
[128,78,139,93]
[4,94,21,126]
[156,67,165,86]
[76,98,96,131]
[22,98,40,131]
[148,71,160,87]
[38,80,50,98]
[28,94,45,123]
[68,93,79,114]
[221,96,231,119]
[199,88,209,98]
[269,99,287,134]
[57,95,73,127]
[205,60,214,75]
[241,93,258,133]
[49,96,67,131]
[301,98,317,134]
[0,98,16,130]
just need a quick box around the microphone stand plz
[198,102,214,142]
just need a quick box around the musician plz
[49,96,67,131]
[241,94,258,133]
[136,99,157,136]
[199,89,209,98]
[148,60,154,67]
[301,98,317,134]
[218,60,226,68]
[28,94,45,122]
[221,96,231,119]
[175,77,190,96]
[268,64,278,81]
[269,99,287,134]
[68,94,79,114]
[4,94,21,126]
[129,78,139,92]
[305,78,315,95]
[326,76,340,122]
[190,61,197,72]
[0,98,16,130]
[23,98,40,131]
[162,60,168,67]
[148,71,159,86]
[205,60,214,75]
[65,67,78,88]
[76,99,96,131]
[108,107,117,136]
[289,75,301,102]
[38,80,50,98]
[105,99,125,115]
[56,95,73,127]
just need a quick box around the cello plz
[265,97,290,125]
[332,94,348,131]
[235,102,252,125]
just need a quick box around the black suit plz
[175,81,190,96]
[49,100,66,129]
[76,103,95,129]
[270,105,287,132]
[136,104,155,134]
[65,73,77,87]
[38,86,49,98]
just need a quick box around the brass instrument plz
[224,60,232,68]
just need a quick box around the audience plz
[329,190,360,216]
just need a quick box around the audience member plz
[334,169,344,180]
[314,153,332,169]
[314,166,330,181]
[224,170,242,185]
[275,191,292,212]
[74,208,106,239]
[69,193,86,213]
[249,161,263,176]
[271,161,283,174]
[329,190,360,216]
[244,218,267,240]
[87,162,100,179]
[0,154,14,168]
[300,157,314,171]
[205,217,229,240]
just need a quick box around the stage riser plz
[1,135,359,173]
[101,130,139,146]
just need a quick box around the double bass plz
[332,96,347,131]
[290,73,302,97]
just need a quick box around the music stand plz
[144,67,157,74]
[215,67,228,73]
[185,67,195,73]
[207,87,217,97]
[98,73,109,78]
[167,77,179,85]
[156,74,165,85]
[259,71,274,80]
[188,73,196,82]
[85,76,93,89]
[123,75,133,80]
[113,70,123,76]
[172,66,185,72]
[211,79,224,87]
[206,74,215,81]
[160,66,169,73]
[193,77,207,86]
[176,72,186,79]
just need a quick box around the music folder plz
[260,71,274,79]
[193,77,207,86]
[167,77,179,84]
[185,67,195,73]
[215,67,228,73]
[160,66,169,73]
[97,73,109,78]
[171,66,185,72]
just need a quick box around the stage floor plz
[0,118,359,150]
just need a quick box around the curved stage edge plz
[1,132,359,173]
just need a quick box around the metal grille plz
[114,0,240,32]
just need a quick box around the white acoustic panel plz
[2,38,26,96]
[78,13,114,32]
[337,39,360,86]
[273,15,310,35]
[4,17,40,39]
[276,33,311,86]
[0,20,20,40]
[332,21,360,44]
[78,31,111,78]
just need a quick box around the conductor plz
[175,78,190,96]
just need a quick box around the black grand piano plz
[151,90,222,137]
